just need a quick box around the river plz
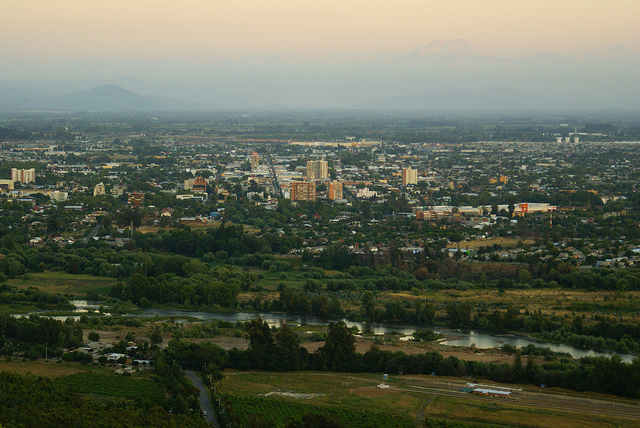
[64,301,637,363]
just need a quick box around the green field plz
[10,272,117,295]
[59,370,166,403]
[224,393,415,428]
[218,372,640,428]
[220,372,424,427]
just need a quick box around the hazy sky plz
[3,0,639,60]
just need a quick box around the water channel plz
[62,301,637,363]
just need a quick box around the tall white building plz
[93,182,106,196]
[306,160,328,180]
[11,168,36,184]
[250,153,260,170]
[402,168,417,185]
[50,190,68,202]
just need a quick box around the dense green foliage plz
[0,283,72,309]
[0,371,206,428]
[111,272,243,308]
[217,393,415,428]
[0,314,83,353]
[60,371,167,404]
[424,420,486,428]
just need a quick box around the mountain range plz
[0,40,638,111]
[358,85,551,111]
[0,83,215,112]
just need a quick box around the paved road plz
[82,223,102,244]
[185,371,219,427]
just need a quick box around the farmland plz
[59,369,167,403]
[218,371,640,428]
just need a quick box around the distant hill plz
[584,44,639,62]
[37,84,166,112]
[358,85,551,111]
[403,39,485,61]
[0,86,44,109]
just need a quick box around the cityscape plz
[1,0,640,427]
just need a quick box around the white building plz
[49,190,68,202]
[93,182,106,196]
[306,160,328,180]
[11,168,36,184]
[402,168,417,186]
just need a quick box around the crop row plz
[226,394,415,428]
[60,372,166,402]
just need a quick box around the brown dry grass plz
[301,337,523,365]
[447,237,536,249]
[9,272,117,295]
[425,395,638,428]
[400,287,640,325]
[0,360,85,378]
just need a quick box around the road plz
[266,153,282,197]
[184,371,219,427]
[82,223,101,244]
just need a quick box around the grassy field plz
[248,268,640,325]
[225,393,415,428]
[0,361,167,406]
[218,372,640,428]
[60,369,166,403]
[9,272,117,296]
[447,237,537,250]
[415,287,640,324]
[0,360,87,378]
[425,395,637,428]
[220,372,418,427]
[221,372,423,418]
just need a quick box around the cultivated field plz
[219,371,640,427]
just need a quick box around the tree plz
[0,234,14,250]
[446,302,472,328]
[275,324,303,371]
[117,206,143,230]
[87,331,100,342]
[320,321,355,371]
[361,291,375,319]
[246,319,276,369]
[149,329,163,345]
[46,212,63,235]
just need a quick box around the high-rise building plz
[402,168,417,185]
[291,182,316,201]
[328,181,343,200]
[11,168,36,184]
[250,153,260,170]
[128,192,145,207]
[111,184,126,197]
[93,182,106,196]
[50,190,68,202]
[184,178,195,190]
[306,160,328,180]
[192,177,207,193]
